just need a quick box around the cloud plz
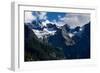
[35,12,47,20]
[59,13,90,28]
[24,11,47,24]
[42,20,50,26]
[25,12,37,23]
[56,21,66,27]
[25,11,90,29]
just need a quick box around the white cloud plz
[42,20,50,27]
[25,11,90,29]
[45,20,50,24]
[41,20,52,27]
[56,21,66,27]
[25,12,37,23]
[36,12,47,20]
[59,13,90,28]
[51,19,65,28]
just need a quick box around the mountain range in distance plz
[24,20,90,61]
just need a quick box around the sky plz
[24,11,90,28]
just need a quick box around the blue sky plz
[46,12,66,21]
[31,11,66,22]
[25,11,90,28]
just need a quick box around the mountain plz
[48,22,90,59]
[28,21,58,43]
[25,20,90,60]
[48,24,76,48]
[24,24,65,61]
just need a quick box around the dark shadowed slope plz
[24,24,65,61]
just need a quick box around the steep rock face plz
[48,22,90,59]
[61,24,75,46]
[24,24,65,61]
[25,20,90,60]
[64,22,90,59]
